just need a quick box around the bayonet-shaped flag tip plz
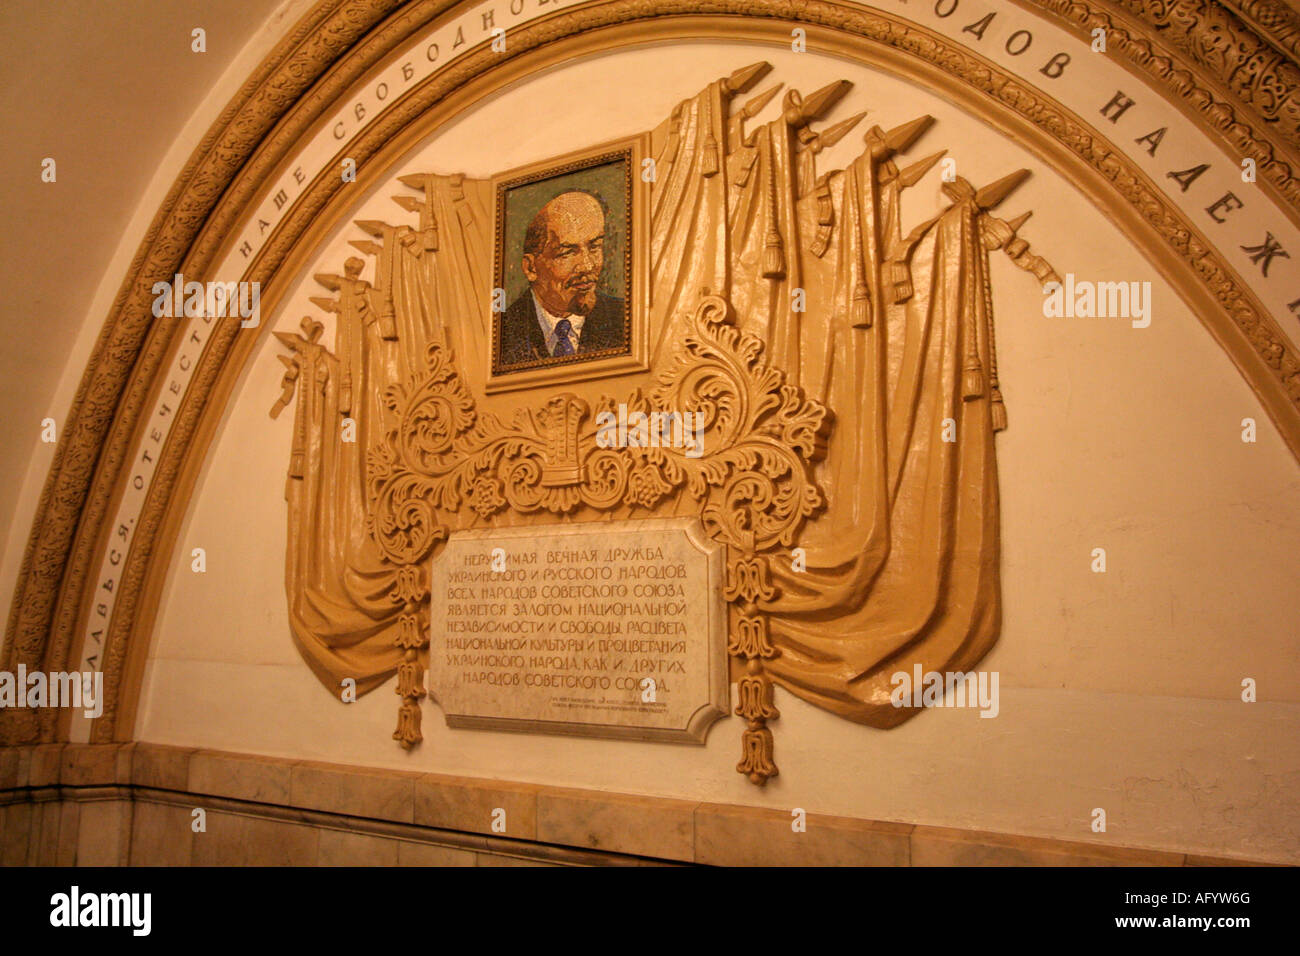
[976,169,1031,210]
[882,115,935,153]
[817,111,867,149]
[897,149,947,188]
[801,79,852,121]
[397,173,428,190]
[1006,210,1033,232]
[353,219,385,237]
[273,331,298,349]
[313,272,341,291]
[725,61,773,93]
[741,83,783,119]
[308,295,337,312]
[391,195,422,212]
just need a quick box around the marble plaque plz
[427,517,728,742]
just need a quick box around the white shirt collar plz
[531,291,585,355]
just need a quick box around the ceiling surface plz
[0,0,287,555]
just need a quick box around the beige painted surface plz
[135,43,1300,862]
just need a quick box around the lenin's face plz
[522,192,606,317]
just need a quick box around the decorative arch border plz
[4,0,1300,746]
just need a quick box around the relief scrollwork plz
[271,65,1053,785]
[9,0,1299,757]
[364,294,830,774]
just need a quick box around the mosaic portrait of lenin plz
[493,153,632,375]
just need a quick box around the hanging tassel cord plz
[702,88,720,178]
[962,208,986,401]
[851,165,873,329]
[762,131,786,280]
[982,241,1008,431]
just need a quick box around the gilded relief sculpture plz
[270,62,1057,783]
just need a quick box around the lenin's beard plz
[562,274,599,315]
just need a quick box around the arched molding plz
[4,0,1299,745]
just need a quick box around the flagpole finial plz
[740,83,783,120]
[784,80,852,129]
[894,149,948,187]
[723,61,773,94]
[806,111,867,154]
[879,115,935,155]
[1005,210,1033,233]
[975,169,1031,210]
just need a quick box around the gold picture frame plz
[486,133,650,393]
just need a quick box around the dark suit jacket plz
[497,290,626,368]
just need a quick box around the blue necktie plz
[553,318,574,356]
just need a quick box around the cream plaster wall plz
[0,0,311,640]
[136,42,1300,862]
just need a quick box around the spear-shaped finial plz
[807,110,867,153]
[353,219,386,238]
[879,114,934,156]
[803,79,852,120]
[723,60,773,94]
[348,239,382,257]
[975,169,1031,210]
[314,273,341,292]
[894,149,947,187]
[1005,210,1032,233]
[785,79,852,127]
[740,82,783,119]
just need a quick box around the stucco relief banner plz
[45,0,1300,763]
[267,64,1052,782]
